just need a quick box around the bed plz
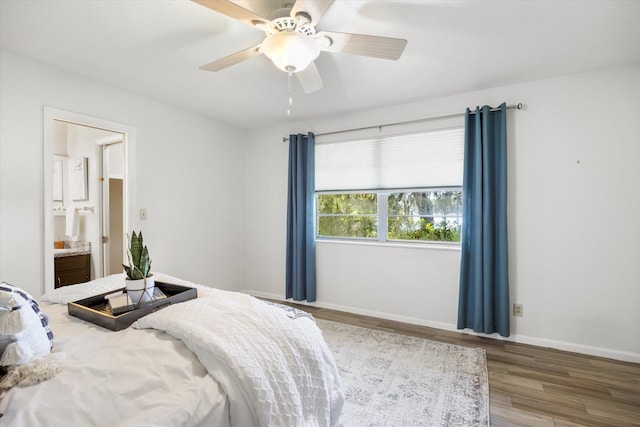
[0,273,344,426]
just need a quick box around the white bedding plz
[0,301,229,427]
[0,274,344,427]
[135,286,344,427]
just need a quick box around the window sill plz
[315,238,461,252]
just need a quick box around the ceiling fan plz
[192,0,408,94]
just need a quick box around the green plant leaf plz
[139,246,150,278]
[130,231,142,269]
[123,230,151,279]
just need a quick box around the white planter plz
[125,274,155,305]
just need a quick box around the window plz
[317,193,377,239]
[317,190,462,242]
[316,127,463,244]
[386,190,462,242]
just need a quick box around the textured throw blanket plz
[134,287,344,427]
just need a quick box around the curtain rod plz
[282,102,523,142]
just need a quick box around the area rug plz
[316,319,490,427]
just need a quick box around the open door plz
[99,139,124,276]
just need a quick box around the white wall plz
[244,63,640,362]
[52,121,67,156]
[0,51,246,296]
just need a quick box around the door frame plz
[43,107,138,294]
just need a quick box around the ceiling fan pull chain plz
[287,67,294,117]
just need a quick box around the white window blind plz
[315,127,464,191]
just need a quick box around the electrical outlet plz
[513,303,523,317]
[140,208,147,220]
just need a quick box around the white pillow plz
[0,283,53,366]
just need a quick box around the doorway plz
[97,138,125,276]
[43,107,137,294]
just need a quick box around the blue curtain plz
[457,103,510,337]
[286,133,316,302]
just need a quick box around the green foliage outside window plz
[388,191,462,242]
[317,191,462,243]
[387,217,461,242]
[317,193,377,239]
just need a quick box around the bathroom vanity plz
[54,249,91,288]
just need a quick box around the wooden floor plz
[278,301,640,427]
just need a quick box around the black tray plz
[68,281,197,331]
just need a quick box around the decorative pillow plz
[0,283,53,366]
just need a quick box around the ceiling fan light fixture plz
[261,31,320,73]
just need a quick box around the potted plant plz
[122,231,154,305]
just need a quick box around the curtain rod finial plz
[516,102,523,110]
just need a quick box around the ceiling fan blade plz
[316,31,407,60]
[291,0,335,26]
[233,0,287,21]
[199,44,262,72]
[192,0,269,27]
[295,61,324,94]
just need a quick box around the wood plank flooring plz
[276,301,640,427]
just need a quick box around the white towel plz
[65,207,79,238]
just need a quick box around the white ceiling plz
[2,0,640,130]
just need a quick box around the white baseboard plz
[244,289,640,364]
